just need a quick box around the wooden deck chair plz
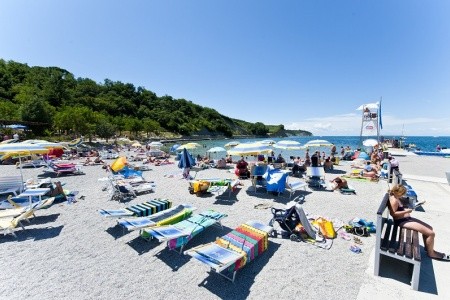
[184,220,273,282]
[142,210,227,253]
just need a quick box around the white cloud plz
[285,113,450,136]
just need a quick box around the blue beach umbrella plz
[178,148,196,179]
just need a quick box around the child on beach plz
[388,185,449,261]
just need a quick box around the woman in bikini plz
[388,185,449,261]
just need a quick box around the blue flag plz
[378,100,383,130]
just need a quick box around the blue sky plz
[1,0,449,136]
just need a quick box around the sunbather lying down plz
[346,168,379,181]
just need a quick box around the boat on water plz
[413,149,450,157]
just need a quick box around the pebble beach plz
[0,154,449,300]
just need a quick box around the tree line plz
[0,59,311,140]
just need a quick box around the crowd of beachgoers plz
[1,138,450,299]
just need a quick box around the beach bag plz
[313,217,337,239]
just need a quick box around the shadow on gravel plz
[197,241,281,300]
[30,213,60,225]
[0,225,64,243]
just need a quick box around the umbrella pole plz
[18,155,24,193]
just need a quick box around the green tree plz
[96,120,116,142]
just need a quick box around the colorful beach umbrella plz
[177,143,201,150]
[227,142,272,156]
[273,140,302,150]
[0,143,49,191]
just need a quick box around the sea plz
[181,136,450,159]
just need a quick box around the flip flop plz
[350,245,362,254]
[430,253,450,261]
[339,231,351,241]
[354,237,363,245]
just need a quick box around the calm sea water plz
[182,136,450,159]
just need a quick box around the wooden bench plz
[374,193,421,290]
[0,175,24,196]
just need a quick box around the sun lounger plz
[98,199,172,218]
[0,207,36,237]
[0,175,24,197]
[306,167,326,188]
[184,220,273,282]
[189,178,239,198]
[142,210,227,253]
[115,204,195,234]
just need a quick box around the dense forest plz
[0,59,312,140]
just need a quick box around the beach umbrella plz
[207,146,227,153]
[131,141,142,147]
[273,140,302,150]
[358,152,370,160]
[362,139,379,147]
[110,156,128,172]
[258,139,276,145]
[0,143,49,191]
[206,146,227,159]
[148,141,163,148]
[304,139,334,148]
[227,142,273,156]
[177,142,201,150]
[169,144,181,153]
[224,141,240,148]
[178,148,196,179]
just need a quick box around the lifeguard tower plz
[357,102,380,147]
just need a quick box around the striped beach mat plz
[98,199,172,218]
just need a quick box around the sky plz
[1,0,449,136]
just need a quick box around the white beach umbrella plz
[227,142,272,156]
[224,141,240,148]
[258,139,276,145]
[207,146,227,153]
[362,139,379,147]
[148,141,163,148]
[304,139,334,148]
[273,140,302,150]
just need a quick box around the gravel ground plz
[0,154,448,300]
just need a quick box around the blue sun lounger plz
[142,210,227,253]
[98,199,172,218]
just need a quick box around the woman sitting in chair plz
[235,156,250,178]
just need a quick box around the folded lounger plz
[98,199,172,218]
[116,204,195,235]
[184,220,273,282]
[142,210,227,253]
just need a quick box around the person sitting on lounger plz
[361,161,378,179]
[330,177,348,191]
[388,184,449,261]
[323,157,334,171]
[235,156,250,178]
